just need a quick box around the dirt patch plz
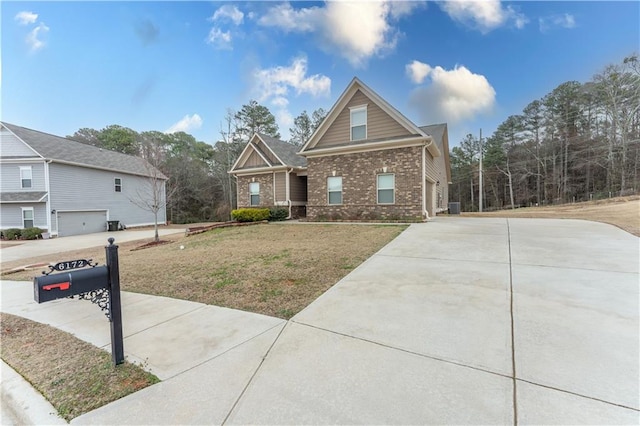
[0,241,24,249]
[461,196,640,237]
[130,240,173,251]
[1,223,406,319]
[0,313,159,421]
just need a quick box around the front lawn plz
[3,223,406,319]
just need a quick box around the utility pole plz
[479,128,483,213]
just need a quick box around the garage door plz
[57,210,108,237]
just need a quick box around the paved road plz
[1,218,638,424]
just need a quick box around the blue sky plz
[2,1,638,147]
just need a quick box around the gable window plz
[327,176,342,205]
[249,182,260,206]
[350,106,367,141]
[114,178,122,192]
[22,207,34,228]
[377,173,395,204]
[20,167,32,189]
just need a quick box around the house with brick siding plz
[230,133,308,218]
[230,77,451,221]
[298,77,450,221]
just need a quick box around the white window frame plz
[22,207,34,228]
[114,177,122,192]
[350,105,367,141]
[327,176,343,205]
[20,166,32,189]
[249,182,260,206]
[377,173,395,204]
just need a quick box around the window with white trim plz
[377,173,395,204]
[350,106,367,141]
[327,176,342,205]
[22,207,34,228]
[20,167,32,189]
[249,182,260,206]
[114,178,122,192]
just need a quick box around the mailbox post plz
[34,238,125,366]
[105,238,124,365]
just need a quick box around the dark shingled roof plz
[257,133,307,168]
[0,192,48,202]
[2,122,166,179]
[419,123,447,151]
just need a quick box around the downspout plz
[44,160,53,235]
[286,168,293,219]
[422,137,434,221]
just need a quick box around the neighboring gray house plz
[0,122,167,237]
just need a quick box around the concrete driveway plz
[1,218,638,424]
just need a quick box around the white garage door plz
[57,211,107,237]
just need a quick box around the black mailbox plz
[34,266,109,303]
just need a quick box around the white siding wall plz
[0,162,46,191]
[0,203,47,229]
[0,128,39,157]
[49,163,167,228]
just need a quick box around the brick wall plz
[306,147,424,220]
[236,174,274,208]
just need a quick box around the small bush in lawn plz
[231,208,270,222]
[269,207,288,221]
[4,228,22,240]
[22,227,44,240]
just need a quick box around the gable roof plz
[299,77,440,157]
[230,133,306,173]
[420,123,452,184]
[1,122,166,179]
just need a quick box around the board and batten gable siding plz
[242,149,270,169]
[48,163,166,228]
[0,203,47,229]
[0,162,46,192]
[290,174,307,202]
[0,128,40,157]
[254,140,280,165]
[316,90,412,148]
[274,172,286,202]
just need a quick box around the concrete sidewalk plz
[1,218,638,424]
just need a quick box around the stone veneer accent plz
[236,174,274,208]
[306,146,424,221]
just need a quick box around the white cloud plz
[206,27,232,50]
[15,11,38,25]
[26,22,49,51]
[257,2,321,32]
[406,60,432,84]
[253,56,331,101]
[210,5,244,26]
[252,56,331,137]
[165,114,203,134]
[408,63,496,124]
[539,13,576,33]
[438,0,527,33]
[258,1,425,67]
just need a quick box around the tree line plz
[67,104,326,223]
[451,54,640,211]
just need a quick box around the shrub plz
[22,227,44,240]
[231,208,270,222]
[4,228,22,240]
[268,207,288,221]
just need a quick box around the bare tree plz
[129,141,173,242]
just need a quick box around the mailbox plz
[34,265,109,303]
